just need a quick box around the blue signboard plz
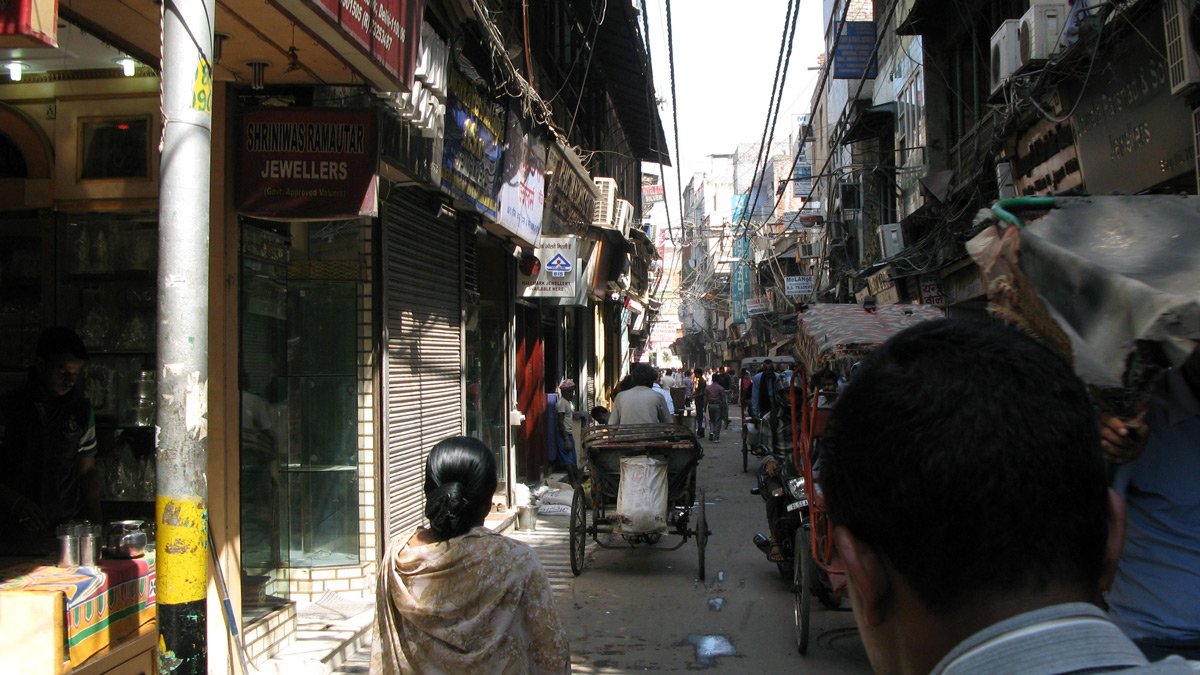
[731,234,751,325]
[731,194,749,225]
[833,21,878,80]
[442,67,505,220]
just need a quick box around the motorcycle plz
[748,406,809,579]
[747,380,841,610]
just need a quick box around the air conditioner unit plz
[990,20,1021,98]
[613,198,633,238]
[1165,0,1200,95]
[1018,3,1070,69]
[592,177,617,227]
[878,222,905,258]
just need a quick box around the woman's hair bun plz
[423,437,498,539]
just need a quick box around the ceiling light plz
[7,62,26,82]
[116,57,138,77]
[246,60,269,90]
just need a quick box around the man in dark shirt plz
[0,327,100,551]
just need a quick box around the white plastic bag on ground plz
[615,455,668,534]
[539,488,574,506]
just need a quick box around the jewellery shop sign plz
[237,108,378,218]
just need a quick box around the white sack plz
[615,455,668,534]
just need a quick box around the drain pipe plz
[156,0,214,672]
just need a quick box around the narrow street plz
[512,403,871,674]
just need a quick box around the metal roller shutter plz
[381,188,463,541]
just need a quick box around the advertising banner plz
[522,236,578,298]
[306,0,421,88]
[731,234,751,324]
[497,108,546,246]
[442,67,505,220]
[785,275,813,296]
[237,108,378,218]
[746,297,769,315]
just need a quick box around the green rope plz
[991,196,1058,227]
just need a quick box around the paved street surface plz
[518,404,870,673]
[334,403,870,674]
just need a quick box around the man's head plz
[35,326,89,397]
[761,359,774,374]
[823,319,1119,672]
[558,378,575,394]
[631,363,658,388]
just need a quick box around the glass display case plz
[239,217,362,610]
[56,215,158,515]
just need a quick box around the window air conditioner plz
[592,177,617,227]
[1018,3,1070,69]
[990,20,1021,99]
[613,199,633,238]
[1165,0,1200,95]
[878,223,905,259]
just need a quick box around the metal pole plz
[156,0,214,672]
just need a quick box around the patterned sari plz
[371,526,569,674]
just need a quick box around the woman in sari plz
[372,436,570,674]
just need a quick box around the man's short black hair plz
[822,319,1108,613]
[631,363,657,388]
[36,326,89,361]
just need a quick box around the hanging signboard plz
[731,233,751,324]
[496,107,546,246]
[522,236,578,298]
[0,0,57,48]
[442,66,504,220]
[919,275,945,306]
[785,275,813,296]
[237,108,378,218]
[833,22,878,80]
[544,141,596,236]
[746,297,770,315]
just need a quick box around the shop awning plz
[967,195,1200,388]
[840,102,896,145]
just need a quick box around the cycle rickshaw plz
[569,423,710,579]
[789,303,944,654]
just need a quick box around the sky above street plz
[642,0,825,221]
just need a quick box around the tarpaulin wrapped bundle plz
[614,455,668,534]
[967,195,1200,413]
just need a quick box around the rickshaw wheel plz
[569,486,587,576]
[695,489,708,581]
[795,526,812,655]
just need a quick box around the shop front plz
[233,105,380,650]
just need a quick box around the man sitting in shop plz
[608,364,672,426]
[0,327,101,553]
[821,319,1195,674]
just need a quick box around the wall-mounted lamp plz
[116,57,138,77]
[6,62,27,82]
[435,202,456,224]
[246,60,269,90]
[213,33,231,65]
